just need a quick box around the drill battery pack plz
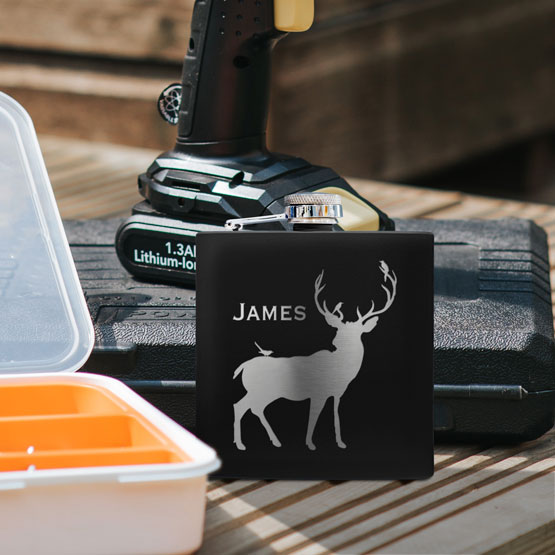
[66,217,555,442]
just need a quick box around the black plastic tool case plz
[66,218,555,442]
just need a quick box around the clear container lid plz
[0,93,94,374]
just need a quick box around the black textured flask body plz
[196,214,434,480]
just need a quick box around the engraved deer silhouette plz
[233,261,397,451]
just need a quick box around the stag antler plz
[314,271,344,328]
[356,261,397,323]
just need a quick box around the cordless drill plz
[115,0,393,286]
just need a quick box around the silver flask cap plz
[285,193,343,224]
[225,193,343,231]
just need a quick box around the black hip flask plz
[196,195,434,480]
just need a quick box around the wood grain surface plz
[0,0,194,61]
[40,135,555,555]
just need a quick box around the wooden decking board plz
[266,446,536,554]
[43,152,99,174]
[224,447,488,554]
[55,179,140,210]
[211,456,476,539]
[329,450,555,554]
[295,463,554,555]
[351,183,463,217]
[485,521,555,555]
[204,481,338,540]
[203,482,401,555]
[427,198,507,220]
[538,217,555,229]
[207,481,275,509]
[54,180,138,211]
[362,195,464,220]
[214,450,508,553]
[38,136,555,555]
[44,159,119,185]
[51,182,138,213]
[42,135,158,169]
[55,183,142,217]
[367,465,555,555]
[206,480,226,492]
[486,204,555,222]
[46,165,136,192]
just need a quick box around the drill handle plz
[176,0,313,158]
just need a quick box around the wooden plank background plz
[2,0,554,183]
[0,0,380,61]
[272,0,555,180]
[40,135,555,553]
[0,0,195,61]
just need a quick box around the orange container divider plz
[0,379,192,467]
[0,446,186,472]
[0,413,164,452]
[0,383,128,417]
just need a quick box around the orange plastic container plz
[0,381,190,471]
[0,93,220,554]
[0,373,219,555]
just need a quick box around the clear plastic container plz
[0,92,219,555]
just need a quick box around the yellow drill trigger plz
[314,187,381,231]
[274,0,314,32]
